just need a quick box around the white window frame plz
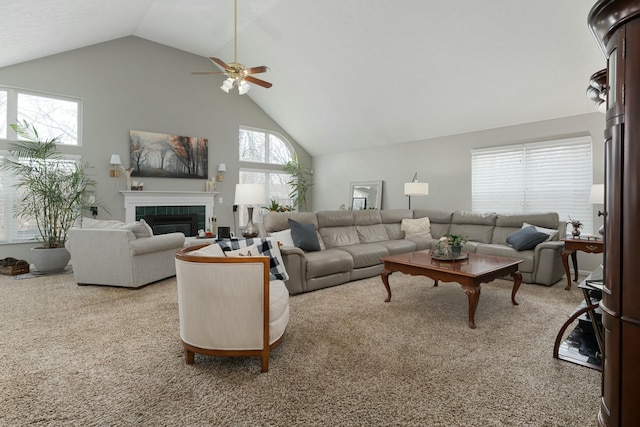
[471,136,594,233]
[0,86,82,146]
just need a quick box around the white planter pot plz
[30,247,70,273]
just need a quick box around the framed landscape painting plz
[129,130,208,179]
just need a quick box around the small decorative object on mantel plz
[568,217,583,237]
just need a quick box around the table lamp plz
[234,183,265,238]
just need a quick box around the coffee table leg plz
[510,271,522,306]
[465,286,481,329]
[381,269,393,302]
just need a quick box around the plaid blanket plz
[216,237,289,281]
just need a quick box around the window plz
[0,151,81,243]
[472,136,594,232]
[0,86,82,146]
[238,127,296,226]
[0,90,7,139]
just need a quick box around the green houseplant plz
[262,199,293,213]
[283,153,312,211]
[0,121,99,272]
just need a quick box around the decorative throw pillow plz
[189,243,225,257]
[124,219,154,238]
[225,243,261,257]
[506,226,549,251]
[216,238,289,281]
[522,222,558,241]
[288,219,321,252]
[401,217,432,239]
[270,229,295,247]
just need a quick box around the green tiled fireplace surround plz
[135,205,206,232]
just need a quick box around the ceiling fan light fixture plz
[220,78,234,93]
[238,80,250,95]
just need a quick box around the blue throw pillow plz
[288,218,321,252]
[506,226,549,251]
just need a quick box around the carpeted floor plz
[0,271,600,426]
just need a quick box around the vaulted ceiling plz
[1,0,605,156]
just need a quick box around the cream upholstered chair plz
[175,243,290,372]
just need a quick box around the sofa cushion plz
[377,239,418,255]
[401,217,432,238]
[270,228,295,247]
[262,212,318,232]
[289,219,321,252]
[225,243,261,257]
[320,226,360,248]
[217,238,289,281]
[414,209,453,238]
[78,217,126,229]
[124,219,154,238]
[353,210,382,225]
[506,226,549,251]
[189,243,225,257]
[304,249,354,279]
[475,244,533,273]
[337,243,389,268]
[522,222,558,241]
[356,224,389,243]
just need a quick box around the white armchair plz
[66,218,185,288]
[175,244,290,372]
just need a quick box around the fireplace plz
[144,213,199,236]
[120,191,216,236]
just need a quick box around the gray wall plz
[313,112,606,273]
[0,36,310,261]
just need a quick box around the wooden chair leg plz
[260,353,269,372]
[185,349,195,364]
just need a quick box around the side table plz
[561,237,603,290]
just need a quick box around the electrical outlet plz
[218,197,223,204]
[90,206,98,217]
[233,205,238,212]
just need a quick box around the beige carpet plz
[0,271,600,426]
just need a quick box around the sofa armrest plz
[278,246,306,294]
[532,240,565,285]
[129,232,186,256]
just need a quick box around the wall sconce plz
[217,163,227,182]
[109,154,121,177]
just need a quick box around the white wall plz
[0,36,310,261]
[313,112,606,273]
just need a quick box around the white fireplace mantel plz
[120,191,218,223]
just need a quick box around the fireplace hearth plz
[144,213,199,236]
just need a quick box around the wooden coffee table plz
[380,250,523,329]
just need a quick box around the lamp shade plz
[234,183,265,205]
[110,154,122,165]
[404,182,429,196]
[590,184,605,204]
[217,163,227,172]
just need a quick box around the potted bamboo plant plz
[283,154,312,211]
[0,121,99,272]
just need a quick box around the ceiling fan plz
[192,0,272,95]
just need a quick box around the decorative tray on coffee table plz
[430,250,469,261]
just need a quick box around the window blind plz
[472,136,593,233]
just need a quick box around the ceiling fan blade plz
[191,71,226,75]
[245,75,273,88]
[244,66,269,75]
[209,57,230,71]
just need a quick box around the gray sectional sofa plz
[260,209,567,295]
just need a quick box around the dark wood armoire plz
[588,1,640,426]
